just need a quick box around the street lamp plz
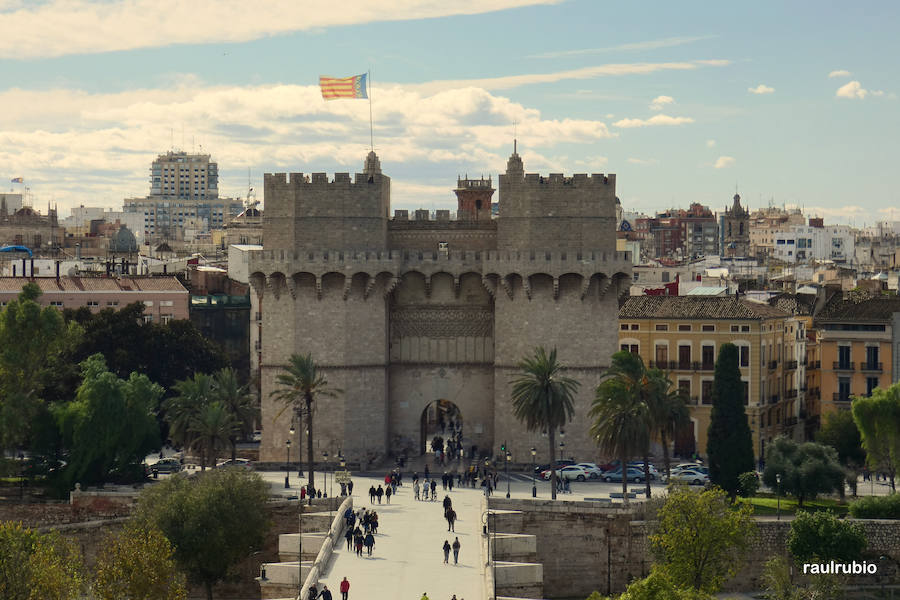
[484,458,490,498]
[531,447,537,498]
[284,439,291,489]
[776,473,782,521]
[506,451,512,499]
[322,451,329,498]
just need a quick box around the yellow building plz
[618,295,799,462]
[813,294,900,415]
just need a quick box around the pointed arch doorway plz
[420,399,462,456]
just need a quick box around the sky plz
[1,0,898,225]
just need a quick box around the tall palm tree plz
[270,353,340,496]
[191,401,236,469]
[646,368,690,479]
[164,373,213,464]
[510,347,580,500]
[211,367,258,462]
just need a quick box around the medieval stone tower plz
[249,149,631,466]
[721,193,750,258]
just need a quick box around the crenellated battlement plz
[265,171,387,188]
[519,172,615,187]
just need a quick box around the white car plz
[216,458,253,470]
[575,463,605,479]
[542,465,589,481]
[667,469,709,485]
[628,462,661,480]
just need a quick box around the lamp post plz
[284,439,291,489]
[322,451,329,498]
[531,447,537,498]
[484,458,490,498]
[776,473,782,521]
[505,451,512,498]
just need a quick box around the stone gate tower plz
[250,148,631,466]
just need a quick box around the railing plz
[807,387,820,399]
[770,394,780,405]
[785,360,798,370]
[833,362,855,371]
[701,361,715,371]
[833,392,851,403]
[784,416,798,427]
[769,360,778,370]
[859,362,883,373]
[785,389,798,399]
[678,360,692,370]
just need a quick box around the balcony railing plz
[860,362,883,373]
[678,360,692,370]
[833,361,855,371]
[808,387,820,399]
[785,360,798,370]
[833,392,851,403]
[784,416,798,427]
[769,360,778,370]
[785,389,798,399]
[770,394,780,405]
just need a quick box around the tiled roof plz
[0,276,187,293]
[767,292,817,316]
[619,295,791,320]
[814,294,900,324]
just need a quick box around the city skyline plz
[1,0,898,224]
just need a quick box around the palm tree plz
[591,378,650,504]
[164,373,213,465]
[510,347,580,500]
[270,353,340,496]
[646,368,690,480]
[191,401,236,469]
[211,367,258,462]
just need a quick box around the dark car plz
[533,459,576,474]
[150,458,183,475]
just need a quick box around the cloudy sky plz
[1,0,898,224]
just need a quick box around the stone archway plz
[420,399,462,457]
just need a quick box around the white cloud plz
[872,90,885,97]
[714,156,735,169]
[613,114,694,128]
[403,60,730,94]
[0,82,622,215]
[627,158,658,165]
[828,70,852,78]
[0,0,565,59]
[706,139,716,148]
[836,80,868,99]
[528,35,717,59]
[649,95,674,110]
[748,84,774,95]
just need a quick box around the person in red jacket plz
[339,577,350,600]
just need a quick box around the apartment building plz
[618,295,797,462]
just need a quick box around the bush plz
[618,568,713,600]
[849,494,900,519]
[738,471,759,497]
[787,510,866,563]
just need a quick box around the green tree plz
[191,401,236,469]
[706,343,755,500]
[852,384,900,492]
[816,409,865,496]
[592,351,650,502]
[93,523,187,600]
[762,436,846,507]
[134,468,270,600]
[616,567,713,600]
[164,373,213,468]
[510,347,580,500]
[211,367,258,462]
[650,485,755,593]
[762,555,843,600]
[646,368,690,480]
[787,510,866,563]
[737,471,759,498]
[0,521,84,600]
[270,353,340,496]
[54,354,162,486]
[0,283,81,450]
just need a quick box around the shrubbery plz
[848,494,900,519]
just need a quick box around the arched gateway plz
[420,399,462,456]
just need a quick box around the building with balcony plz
[618,294,796,462]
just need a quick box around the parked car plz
[602,467,646,483]
[216,458,253,470]
[667,469,709,485]
[150,458,183,475]
[533,459,576,474]
[627,462,661,480]
[541,465,588,481]
[575,463,604,479]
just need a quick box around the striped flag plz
[10,177,23,183]
[319,74,368,100]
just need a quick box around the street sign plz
[334,470,352,484]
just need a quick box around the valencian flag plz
[319,74,368,100]
[10,177,23,183]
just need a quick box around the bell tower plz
[454,175,494,220]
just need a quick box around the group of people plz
[308,576,350,600]
[343,506,378,557]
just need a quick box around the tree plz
[53,354,162,486]
[591,351,650,503]
[762,555,842,600]
[93,523,187,600]
[164,373,213,468]
[737,471,759,497]
[615,567,713,600]
[646,368,690,480]
[0,521,84,600]
[762,436,846,507]
[270,353,340,496]
[211,367,257,462]
[852,383,900,492]
[134,468,270,600]
[787,510,866,564]
[191,401,236,469]
[510,347,580,500]
[650,485,755,593]
[706,343,755,500]
[816,409,866,496]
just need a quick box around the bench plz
[584,497,612,503]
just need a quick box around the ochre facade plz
[250,151,630,465]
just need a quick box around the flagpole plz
[368,69,374,152]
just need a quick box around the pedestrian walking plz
[376,485,384,504]
[308,583,318,600]
[348,480,354,495]
[442,539,451,564]
[445,508,456,532]
[344,527,353,550]
[339,577,350,600]
[354,533,363,556]
[414,480,420,500]
[448,475,454,491]
[320,585,333,600]
[430,479,437,500]
[442,495,452,510]
[452,537,460,564]
[364,532,375,556]
[368,485,376,504]
[385,485,392,504]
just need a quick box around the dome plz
[108,225,137,253]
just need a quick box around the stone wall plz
[487,498,900,598]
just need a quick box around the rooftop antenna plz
[513,120,517,154]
